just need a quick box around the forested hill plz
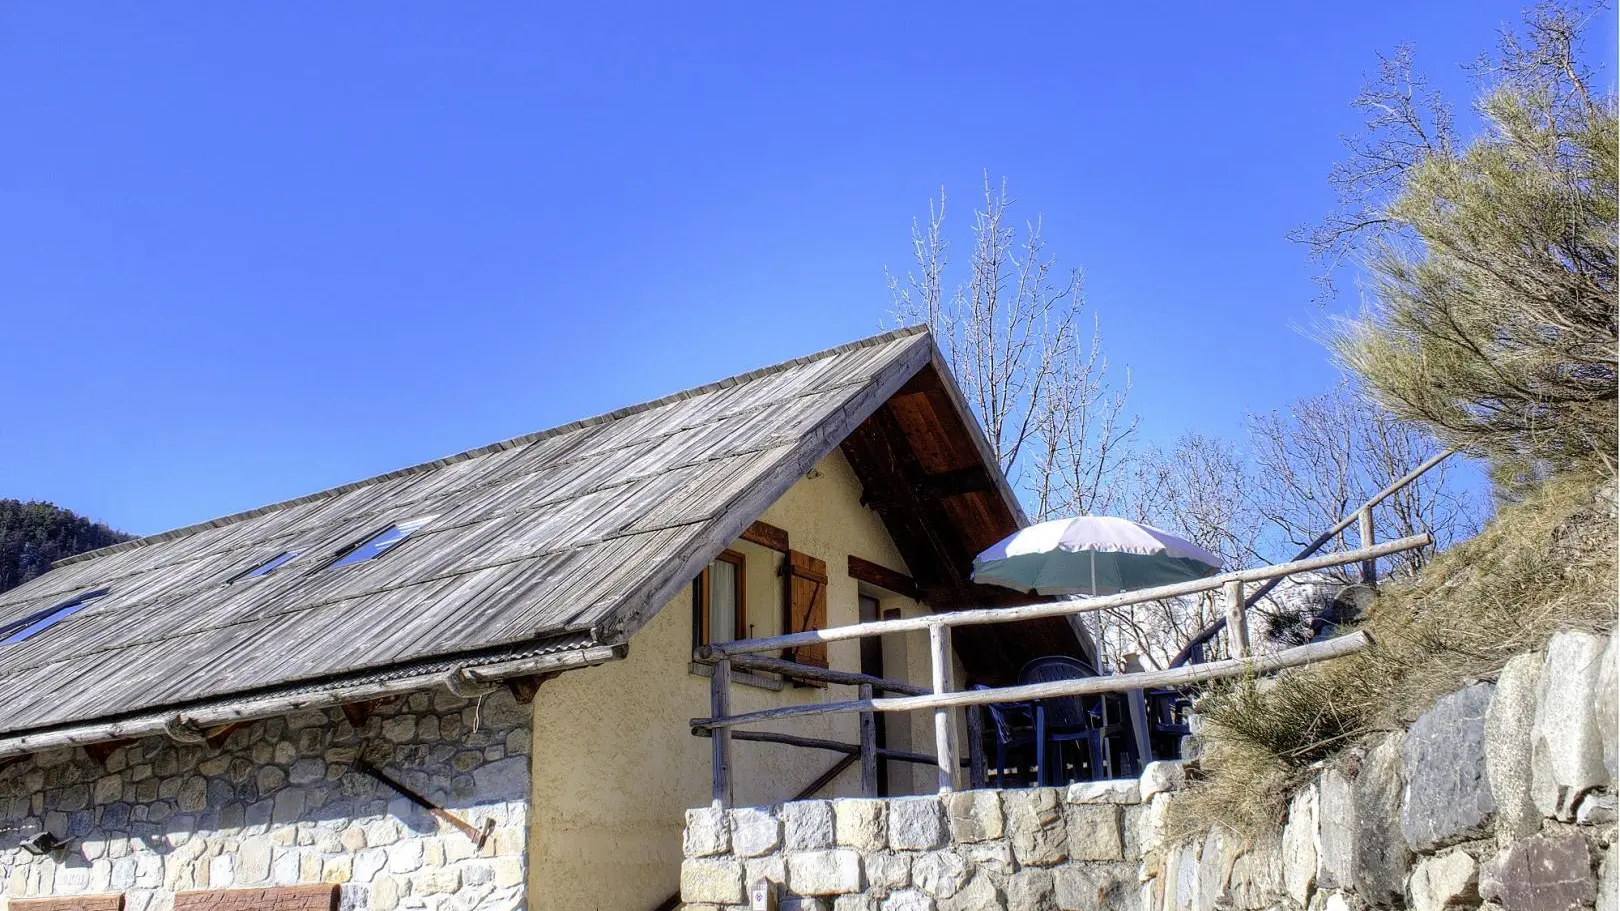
[0,500,130,595]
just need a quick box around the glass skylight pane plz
[0,592,105,646]
[235,550,298,582]
[327,517,434,570]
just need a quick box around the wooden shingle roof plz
[0,328,946,740]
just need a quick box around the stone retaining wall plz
[0,688,532,911]
[1146,628,1616,911]
[679,761,1187,910]
[681,629,1618,911]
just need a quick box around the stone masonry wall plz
[681,629,1617,911]
[1144,628,1617,911]
[679,761,1188,910]
[0,687,532,911]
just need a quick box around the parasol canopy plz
[972,516,1222,597]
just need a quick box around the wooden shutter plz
[783,550,828,669]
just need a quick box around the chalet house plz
[0,328,1088,911]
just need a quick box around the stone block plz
[746,853,787,889]
[787,849,863,896]
[1598,841,1616,911]
[1598,635,1617,788]
[1532,630,1610,820]
[1139,761,1185,801]
[911,852,971,899]
[889,796,946,851]
[685,805,730,857]
[1055,861,1136,911]
[1409,851,1479,911]
[960,840,1015,876]
[1486,651,1543,838]
[1350,733,1409,903]
[938,871,1002,911]
[732,806,782,857]
[785,800,837,850]
[835,799,887,851]
[1480,833,1595,911]
[1004,788,1066,867]
[1004,868,1055,911]
[1064,803,1122,861]
[865,853,910,890]
[881,889,935,911]
[1577,791,1618,825]
[1316,768,1355,892]
[944,790,1003,843]
[1227,831,1285,910]
[1064,779,1139,805]
[683,857,745,905]
[1282,783,1318,908]
[471,756,528,797]
[1402,682,1496,851]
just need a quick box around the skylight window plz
[230,550,299,583]
[0,590,107,646]
[325,517,435,570]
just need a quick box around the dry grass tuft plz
[1172,473,1618,839]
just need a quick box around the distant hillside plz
[0,500,131,595]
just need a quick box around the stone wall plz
[678,761,1188,910]
[0,688,532,911]
[680,629,1618,911]
[1142,628,1617,911]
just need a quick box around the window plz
[693,550,747,646]
[229,550,299,583]
[0,589,107,646]
[324,517,434,571]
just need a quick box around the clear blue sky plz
[2,3,1608,536]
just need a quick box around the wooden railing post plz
[711,657,733,808]
[929,623,957,792]
[966,705,988,790]
[1223,578,1249,658]
[1357,507,1376,584]
[858,683,878,798]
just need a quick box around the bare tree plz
[889,175,1138,519]
[1247,384,1486,581]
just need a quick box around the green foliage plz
[1325,5,1617,489]
[1337,89,1617,482]
[0,500,129,594]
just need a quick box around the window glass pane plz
[0,593,104,646]
[709,559,737,643]
[328,517,433,570]
[237,550,298,581]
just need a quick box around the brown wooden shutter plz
[783,550,828,669]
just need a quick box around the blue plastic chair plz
[1017,656,1124,784]
[971,684,1037,787]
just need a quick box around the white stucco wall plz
[525,449,959,910]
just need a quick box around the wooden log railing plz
[696,533,1429,805]
[1169,448,1456,668]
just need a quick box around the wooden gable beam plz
[739,520,790,554]
[847,555,919,600]
[505,671,563,705]
[339,696,401,728]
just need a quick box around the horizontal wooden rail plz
[698,535,1428,660]
[722,654,929,695]
[694,631,1372,731]
[692,727,951,767]
[1170,449,1456,667]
